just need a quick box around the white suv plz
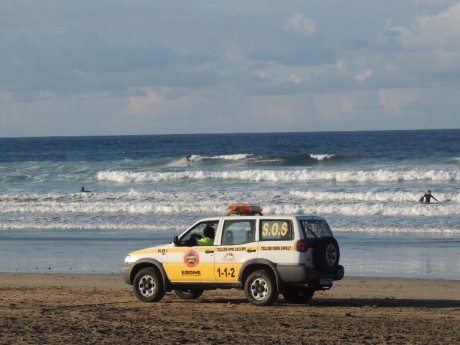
[121,206,344,306]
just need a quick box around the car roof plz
[197,215,326,221]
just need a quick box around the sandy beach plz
[0,274,458,344]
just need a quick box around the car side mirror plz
[173,236,179,246]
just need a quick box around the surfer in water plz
[419,190,438,203]
[80,187,91,193]
[186,154,192,166]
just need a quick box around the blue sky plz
[1,0,459,137]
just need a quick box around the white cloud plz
[36,91,57,102]
[125,88,165,115]
[255,71,272,80]
[285,13,315,37]
[246,95,300,124]
[336,59,348,75]
[412,0,458,5]
[379,89,416,113]
[287,74,302,84]
[313,93,360,119]
[254,71,308,84]
[341,98,355,114]
[385,63,398,73]
[354,68,373,82]
[1,1,459,136]
[314,94,338,119]
[391,3,460,50]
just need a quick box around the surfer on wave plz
[419,190,438,203]
[80,187,91,193]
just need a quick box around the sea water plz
[0,130,459,278]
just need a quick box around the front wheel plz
[133,267,165,302]
[244,270,278,306]
[283,287,315,304]
[174,288,204,300]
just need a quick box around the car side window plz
[180,221,219,246]
[221,220,256,245]
[260,220,293,241]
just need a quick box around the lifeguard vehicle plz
[121,205,344,306]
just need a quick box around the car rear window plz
[300,220,333,238]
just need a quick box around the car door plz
[258,218,297,265]
[162,220,218,282]
[214,218,258,282]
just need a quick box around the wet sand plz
[0,273,459,344]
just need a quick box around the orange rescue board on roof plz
[227,205,263,215]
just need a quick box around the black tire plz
[244,270,278,306]
[133,267,165,302]
[174,288,204,300]
[283,287,315,304]
[313,237,340,273]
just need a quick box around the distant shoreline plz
[1,128,459,140]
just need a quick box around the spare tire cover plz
[313,237,340,273]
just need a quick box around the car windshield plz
[300,220,333,238]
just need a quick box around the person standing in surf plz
[419,190,438,203]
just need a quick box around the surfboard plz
[437,199,451,204]
[419,199,450,204]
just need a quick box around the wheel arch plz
[239,259,281,290]
[130,259,172,291]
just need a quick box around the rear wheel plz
[174,288,204,300]
[283,287,315,304]
[244,270,278,306]
[133,267,165,302]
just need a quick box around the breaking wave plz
[97,168,460,184]
[309,154,335,161]
[1,189,458,232]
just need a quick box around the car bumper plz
[121,263,135,285]
[333,265,345,280]
[278,264,345,284]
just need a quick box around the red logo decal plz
[184,249,200,267]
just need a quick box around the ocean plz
[0,129,459,279]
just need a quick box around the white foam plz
[0,219,175,231]
[289,190,460,203]
[208,154,253,161]
[1,189,458,217]
[168,154,253,166]
[310,154,335,161]
[264,203,460,217]
[97,167,460,183]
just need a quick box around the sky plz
[1,0,459,137]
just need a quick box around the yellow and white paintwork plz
[128,241,299,283]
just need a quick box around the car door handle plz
[205,250,214,254]
[247,249,256,253]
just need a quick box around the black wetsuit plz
[422,193,437,203]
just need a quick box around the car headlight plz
[124,255,131,263]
